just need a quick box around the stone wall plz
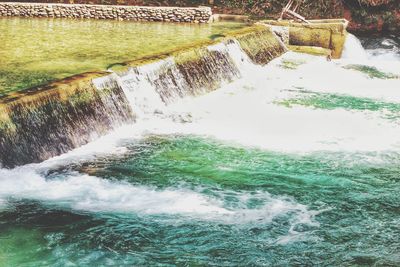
[0,2,212,23]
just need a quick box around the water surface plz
[0,32,400,266]
[0,17,246,95]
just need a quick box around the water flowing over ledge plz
[1,23,400,266]
[0,25,287,168]
[0,72,134,167]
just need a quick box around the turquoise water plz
[0,137,399,266]
[277,91,400,120]
[0,36,400,266]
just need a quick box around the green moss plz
[112,25,280,72]
[0,72,108,106]
[0,70,57,97]
[210,33,227,40]
[279,59,306,70]
[0,120,16,134]
[68,90,96,106]
[112,35,227,72]
[174,48,210,66]
[288,45,331,57]
[236,27,287,65]
[343,64,399,79]
[0,106,15,135]
[290,27,328,47]
[262,20,348,59]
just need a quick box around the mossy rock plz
[236,27,287,65]
[288,45,332,57]
[289,27,331,49]
[279,59,306,70]
[110,25,282,72]
[262,19,348,59]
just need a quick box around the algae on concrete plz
[235,27,287,65]
[287,45,332,57]
[262,19,349,59]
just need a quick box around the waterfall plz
[0,26,287,168]
[116,27,286,111]
[342,33,368,60]
[0,72,134,168]
[138,45,240,104]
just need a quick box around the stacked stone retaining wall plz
[0,2,212,23]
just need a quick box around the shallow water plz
[0,17,246,95]
[0,34,400,266]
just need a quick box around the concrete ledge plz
[0,25,287,167]
[0,2,212,23]
[288,45,332,57]
[262,19,349,59]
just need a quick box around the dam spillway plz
[0,14,400,266]
[0,18,353,168]
[0,25,287,168]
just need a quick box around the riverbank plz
[1,0,398,34]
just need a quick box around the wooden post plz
[279,0,309,23]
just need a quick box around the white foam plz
[0,167,224,215]
[0,167,319,226]
[1,33,398,228]
[274,52,400,103]
[158,52,400,153]
[365,38,400,62]
[118,66,167,118]
[37,124,137,170]
[26,46,399,170]
[342,33,369,61]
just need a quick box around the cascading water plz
[341,33,369,60]
[0,26,285,169]
[0,72,135,168]
[360,34,400,61]
[1,27,400,266]
[115,39,258,118]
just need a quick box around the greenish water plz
[0,136,399,266]
[277,91,400,120]
[343,64,398,79]
[0,30,400,266]
[0,17,245,95]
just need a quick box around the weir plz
[0,25,287,168]
[2,7,400,265]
